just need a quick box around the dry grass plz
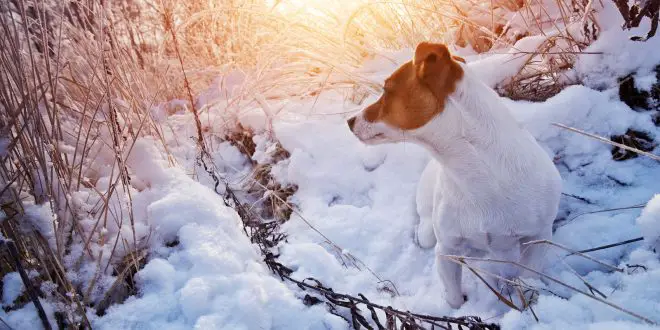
[442,245,657,325]
[0,0,168,326]
[141,0,604,104]
[494,0,601,100]
[224,125,298,221]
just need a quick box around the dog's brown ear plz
[413,42,451,80]
[413,42,463,97]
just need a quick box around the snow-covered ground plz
[3,4,660,330]
[262,32,660,328]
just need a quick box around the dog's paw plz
[414,223,437,249]
[445,293,467,309]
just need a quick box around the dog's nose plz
[347,117,356,131]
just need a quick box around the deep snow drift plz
[3,5,660,330]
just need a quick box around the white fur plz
[350,64,562,308]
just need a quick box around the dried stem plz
[523,239,624,272]
[443,255,657,325]
[552,123,660,161]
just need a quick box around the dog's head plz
[347,42,464,144]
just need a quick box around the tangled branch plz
[221,178,500,330]
[613,0,660,41]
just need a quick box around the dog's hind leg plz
[415,212,437,249]
[436,243,465,308]
[519,228,553,279]
[415,161,438,249]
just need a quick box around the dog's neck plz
[411,65,523,168]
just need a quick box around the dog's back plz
[416,64,560,238]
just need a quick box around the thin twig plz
[573,237,644,255]
[563,203,646,225]
[444,255,657,325]
[0,316,15,330]
[523,239,624,272]
[561,192,593,204]
[460,259,522,311]
[560,259,608,299]
[552,123,660,161]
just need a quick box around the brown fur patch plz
[363,42,464,130]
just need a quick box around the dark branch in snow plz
[613,0,660,41]
[1,240,51,330]
[573,237,644,254]
[217,178,501,330]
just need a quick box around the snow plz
[92,141,341,330]
[5,2,660,329]
[637,195,660,252]
[2,272,24,306]
[267,81,660,326]
[635,72,658,92]
[258,13,660,328]
[0,301,56,329]
[23,203,58,250]
[575,5,660,91]
[466,35,553,88]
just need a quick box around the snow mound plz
[91,140,341,329]
[637,195,660,252]
[2,272,24,306]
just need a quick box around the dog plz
[347,42,561,308]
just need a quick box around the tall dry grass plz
[0,0,604,327]
[0,0,171,327]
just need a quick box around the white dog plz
[347,42,562,308]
